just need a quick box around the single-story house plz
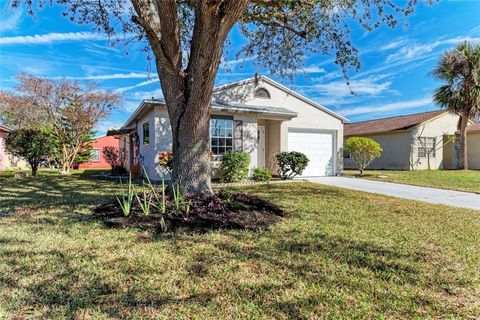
[108,75,347,180]
[0,124,28,171]
[78,136,122,169]
[466,123,480,169]
[343,110,461,170]
[443,122,480,170]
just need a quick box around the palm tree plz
[432,41,480,170]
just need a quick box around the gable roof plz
[344,110,449,136]
[467,122,480,133]
[214,75,349,122]
[122,98,297,129]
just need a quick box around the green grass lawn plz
[1,170,479,319]
[344,169,480,194]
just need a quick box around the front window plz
[418,137,436,158]
[143,121,150,145]
[91,148,100,161]
[210,118,233,155]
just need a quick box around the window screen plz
[210,118,233,155]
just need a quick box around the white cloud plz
[302,66,326,74]
[379,38,410,51]
[307,78,392,97]
[386,36,480,62]
[59,72,153,81]
[95,119,126,135]
[0,32,107,45]
[115,78,160,93]
[338,97,432,117]
[0,11,22,34]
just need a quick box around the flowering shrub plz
[159,151,173,173]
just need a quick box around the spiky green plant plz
[117,174,135,216]
[141,166,167,230]
[135,185,152,216]
[172,183,192,219]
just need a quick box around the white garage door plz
[288,129,335,176]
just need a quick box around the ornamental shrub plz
[252,167,272,182]
[344,137,383,176]
[159,151,173,174]
[219,151,251,183]
[276,151,309,179]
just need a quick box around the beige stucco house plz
[444,123,480,170]
[343,110,461,170]
[109,75,347,180]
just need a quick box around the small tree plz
[5,128,57,176]
[276,151,309,180]
[345,137,383,176]
[0,75,120,174]
[103,146,127,175]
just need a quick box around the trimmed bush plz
[219,151,251,183]
[252,167,272,182]
[276,151,309,180]
[344,137,383,176]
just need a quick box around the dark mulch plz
[93,192,284,233]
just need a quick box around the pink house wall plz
[0,130,7,170]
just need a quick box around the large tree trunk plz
[458,115,469,170]
[132,0,248,194]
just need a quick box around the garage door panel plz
[288,129,334,177]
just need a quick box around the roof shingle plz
[344,110,448,136]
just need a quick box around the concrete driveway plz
[307,176,480,211]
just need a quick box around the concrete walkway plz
[307,177,480,211]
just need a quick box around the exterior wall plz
[0,131,7,170]
[344,131,412,170]
[214,78,344,175]
[0,129,28,170]
[136,107,158,180]
[344,113,460,171]
[467,131,480,169]
[410,113,459,170]
[78,136,121,169]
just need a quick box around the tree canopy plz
[432,41,480,169]
[11,0,422,79]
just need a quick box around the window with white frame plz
[343,149,351,159]
[142,121,150,145]
[418,137,436,158]
[210,118,233,155]
[91,148,100,161]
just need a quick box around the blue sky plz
[1,1,479,135]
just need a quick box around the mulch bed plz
[93,192,284,233]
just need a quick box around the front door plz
[257,125,266,168]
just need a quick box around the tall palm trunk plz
[458,115,469,170]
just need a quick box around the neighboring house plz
[108,75,347,180]
[0,124,28,170]
[466,123,480,169]
[78,136,122,169]
[344,110,460,170]
[444,122,480,170]
[0,124,10,171]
